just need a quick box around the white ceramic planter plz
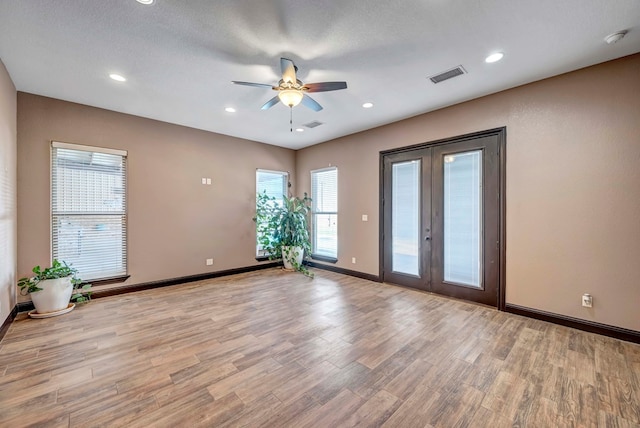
[282,246,303,270]
[30,277,73,314]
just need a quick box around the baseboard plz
[505,303,640,344]
[17,301,34,313]
[0,305,19,343]
[91,262,282,299]
[306,261,381,283]
[16,262,282,311]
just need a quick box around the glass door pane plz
[392,160,420,276]
[443,150,483,287]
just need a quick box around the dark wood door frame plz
[379,127,507,310]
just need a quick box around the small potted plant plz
[18,259,91,315]
[255,191,314,277]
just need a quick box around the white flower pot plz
[282,246,304,270]
[30,277,73,314]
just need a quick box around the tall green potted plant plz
[255,191,314,277]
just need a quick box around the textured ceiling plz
[0,1,638,149]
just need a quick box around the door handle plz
[425,235,431,241]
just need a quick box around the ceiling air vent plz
[303,120,324,129]
[428,66,466,84]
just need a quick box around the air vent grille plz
[429,66,466,84]
[303,121,323,129]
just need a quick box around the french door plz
[382,129,504,307]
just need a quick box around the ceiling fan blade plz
[301,94,323,112]
[232,81,274,88]
[261,96,281,110]
[303,82,348,92]
[280,58,297,84]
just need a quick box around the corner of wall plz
[0,59,18,325]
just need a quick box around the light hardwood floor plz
[1,268,639,427]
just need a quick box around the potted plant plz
[255,191,314,277]
[18,259,92,315]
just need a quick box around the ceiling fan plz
[232,58,347,112]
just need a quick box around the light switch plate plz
[362,214,368,221]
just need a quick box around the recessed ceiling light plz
[136,0,154,4]
[225,107,236,113]
[362,102,374,109]
[485,52,504,63]
[109,74,126,82]
[295,128,304,132]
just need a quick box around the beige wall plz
[13,55,640,331]
[0,60,17,320]
[296,54,640,332]
[17,93,295,296]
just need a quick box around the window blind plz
[391,160,420,276]
[311,167,338,258]
[256,170,288,202]
[51,142,127,281]
[443,150,483,287]
[256,169,288,256]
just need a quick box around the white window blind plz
[256,169,288,256]
[392,160,421,276]
[311,167,338,258]
[51,142,127,281]
[443,150,483,288]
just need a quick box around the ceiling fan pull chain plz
[290,106,293,132]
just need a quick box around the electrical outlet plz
[201,178,207,185]
[206,258,213,266]
[206,178,212,185]
[582,293,593,308]
[352,257,356,264]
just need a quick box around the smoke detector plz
[604,31,627,44]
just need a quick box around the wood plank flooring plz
[1,268,639,427]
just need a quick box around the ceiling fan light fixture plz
[278,89,303,107]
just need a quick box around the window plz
[256,169,288,257]
[311,167,338,260]
[51,142,127,281]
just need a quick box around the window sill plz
[86,275,130,287]
[311,254,338,264]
